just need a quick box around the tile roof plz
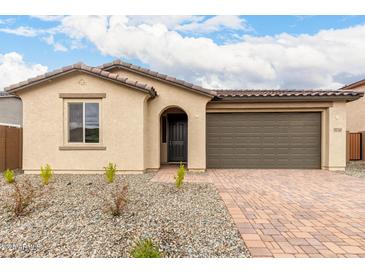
[4,63,157,97]
[213,89,363,102]
[99,59,216,97]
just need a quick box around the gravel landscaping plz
[0,172,249,258]
[345,161,365,179]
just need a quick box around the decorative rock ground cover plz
[0,173,249,258]
[345,161,365,178]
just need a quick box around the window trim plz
[63,98,102,146]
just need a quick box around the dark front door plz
[168,114,187,162]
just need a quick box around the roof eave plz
[5,68,156,98]
[212,95,363,103]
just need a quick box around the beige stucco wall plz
[18,72,149,174]
[207,100,347,171]
[109,68,212,171]
[326,101,347,170]
[346,84,365,132]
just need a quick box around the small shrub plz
[2,179,35,217]
[130,239,162,258]
[3,169,15,184]
[40,164,53,185]
[174,162,186,188]
[109,184,128,216]
[104,162,117,183]
[92,183,128,217]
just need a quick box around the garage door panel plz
[206,112,321,169]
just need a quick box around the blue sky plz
[1,15,365,90]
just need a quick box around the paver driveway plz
[152,167,365,258]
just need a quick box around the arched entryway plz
[160,107,188,165]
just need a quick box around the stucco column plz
[187,107,206,172]
[327,101,347,171]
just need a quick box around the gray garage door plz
[206,112,321,169]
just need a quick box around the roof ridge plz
[339,78,365,90]
[99,59,216,97]
[4,62,156,97]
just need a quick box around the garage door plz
[206,112,321,169]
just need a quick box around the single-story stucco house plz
[0,91,22,127]
[3,60,363,174]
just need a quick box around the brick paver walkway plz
[151,167,365,258]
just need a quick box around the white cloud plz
[0,52,48,90]
[4,16,365,89]
[0,23,66,52]
[0,18,15,25]
[53,42,68,52]
[43,35,68,52]
[127,16,202,30]
[57,15,365,89]
[0,26,40,37]
[176,15,250,33]
[126,15,250,34]
[31,15,65,22]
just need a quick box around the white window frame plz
[65,99,102,145]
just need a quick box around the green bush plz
[174,162,186,188]
[3,169,15,184]
[40,164,53,185]
[104,162,117,183]
[130,239,162,258]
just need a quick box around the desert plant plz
[3,169,15,184]
[130,239,162,258]
[40,164,53,185]
[109,184,128,216]
[12,180,35,216]
[2,179,35,217]
[92,183,128,216]
[174,162,186,188]
[104,162,117,183]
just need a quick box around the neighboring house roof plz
[0,91,18,98]
[0,91,8,96]
[213,89,363,102]
[339,79,365,90]
[99,59,216,98]
[4,63,157,97]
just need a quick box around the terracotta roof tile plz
[4,63,157,97]
[212,89,363,101]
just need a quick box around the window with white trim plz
[68,102,100,143]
